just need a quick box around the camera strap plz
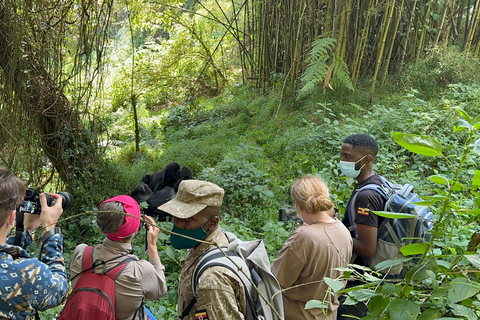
[13,211,25,247]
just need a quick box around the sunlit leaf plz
[392,132,443,156]
[421,195,450,201]
[466,209,480,216]
[465,254,480,269]
[324,277,345,292]
[455,119,473,130]
[373,211,417,219]
[453,107,472,125]
[348,289,381,301]
[305,299,328,310]
[388,299,420,320]
[473,139,480,155]
[400,243,428,256]
[427,175,449,185]
[373,258,404,272]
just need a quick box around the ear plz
[8,210,15,227]
[207,216,219,231]
[365,154,373,164]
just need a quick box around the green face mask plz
[170,220,209,250]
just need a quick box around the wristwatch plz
[41,227,62,243]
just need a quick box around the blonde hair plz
[290,175,334,214]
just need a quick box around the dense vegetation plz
[1,0,480,318]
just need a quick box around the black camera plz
[17,188,74,215]
[278,208,303,223]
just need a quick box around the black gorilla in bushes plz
[131,162,193,220]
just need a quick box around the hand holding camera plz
[39,193,64,232]
[14,188,74,245]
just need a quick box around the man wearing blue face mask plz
[158,179,247,320]
[338,134,386,319]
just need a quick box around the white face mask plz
[339,155,366,178]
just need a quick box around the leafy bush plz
[401,46,480,99]
[336,108,480,319]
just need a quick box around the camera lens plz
[44,192,74,211]
[57,192,74,211]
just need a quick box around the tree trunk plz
[0,2,101,185]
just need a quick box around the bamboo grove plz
[243,0,480,96]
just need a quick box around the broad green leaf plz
[348,289,381,301]
[450,304,477,320]
[388,299,420,320]
[473,170,480,186]
[473,139,480,156]
[417,308,443,320]
[165,246,176,260]
[324,277,345,292]
[451,181,466,191]
[363,273,382,283]
[427,174,449,185]
[453,106,473,125]
[342,296,357,306]
[465,254,480,269]
[448,277,480,303]
[400,243,429,256]
[374,258,406,271]
[378,283,400,295]
[467,209,480,216]
[455,119,473,130]
[392,132,443,156]
[421,195,450,201]
[305,299,328,310]
[372,211,417,219]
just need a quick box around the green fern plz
[297,36,353,100]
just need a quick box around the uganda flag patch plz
[195,309,209,320]
[357,207,370,216]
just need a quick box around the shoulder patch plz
[357,207,370,216]
[195,309,209,320]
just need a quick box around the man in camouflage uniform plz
[158,180,247,320]
[0,167,68,319]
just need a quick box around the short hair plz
[343,134,379,156]
[96,201,126,234]
[0,167,25,227]
[290,175,334,214]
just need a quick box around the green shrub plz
[401,46,480,100]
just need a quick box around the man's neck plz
[356,167,375,184]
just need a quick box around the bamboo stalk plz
[380,0,406,92]
[370,0,396,101]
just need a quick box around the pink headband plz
[100,195,141,241]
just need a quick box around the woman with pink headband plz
[68,195,167,320]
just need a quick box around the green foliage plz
[338,107,480,319]
[401,46,480,100]
[198,143,275,212]
[297,36,353,100]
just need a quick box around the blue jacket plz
[0,231,68,319]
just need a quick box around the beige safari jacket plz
[177,227,247,320]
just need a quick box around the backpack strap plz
[347,180,390,236]
[70,246,136,282]
[180,247,257,319]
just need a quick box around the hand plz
[145,215,159,246]
[144,215,159,259]
[39,193,64,232]
[23,213,42,233]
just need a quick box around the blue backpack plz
[347,176,434,275]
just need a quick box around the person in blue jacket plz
[0,167,68,319]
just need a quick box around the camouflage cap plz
[158,180,224,219]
